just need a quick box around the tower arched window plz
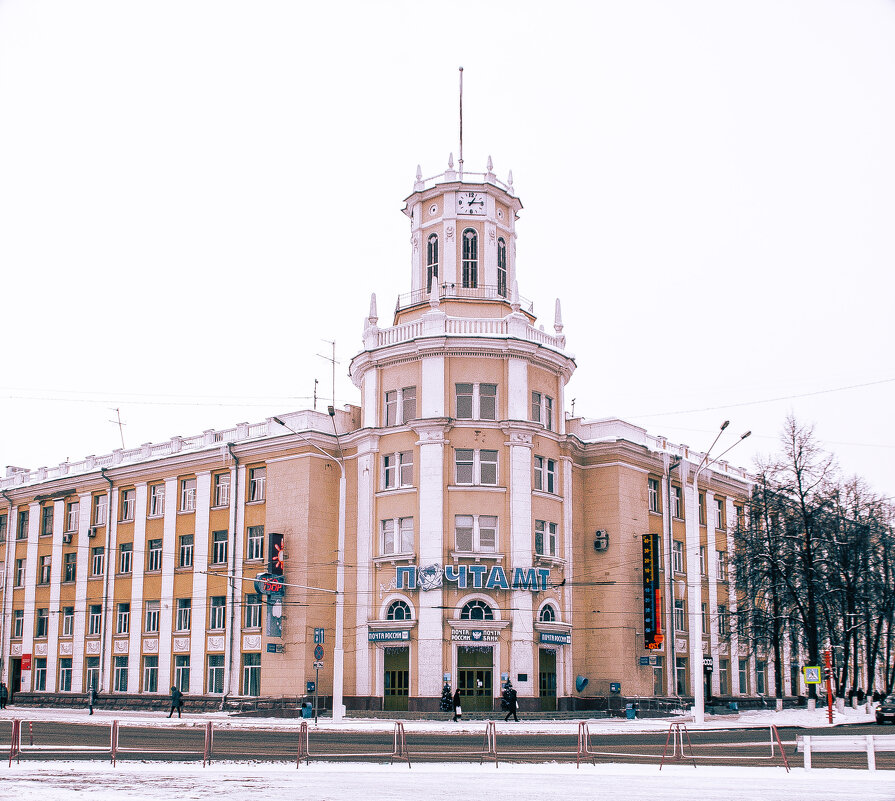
[539,604,556,623]
[387,600,412,621]
[462,228,478,289]
[427,234,439,293]
[460,599,494,621]
[497,237,507,298]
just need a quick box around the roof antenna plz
[458,66,464,180]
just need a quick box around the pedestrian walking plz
[167,685,184,718]
[452,688,462,722]
[87,686,97,715]
[502,680,518,722]
[0,681,8,709]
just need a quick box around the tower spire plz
[458,66,464,180]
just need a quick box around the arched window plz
[427,234,439,293]
[462,228,478,288]
[460,599,494,621]
[497,237,507,298]
[539,604,556,623]
[387,600,412,621]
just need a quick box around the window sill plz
[210,504,229,511]
[534,554,566,569]
[177,510,196,516]
[648,510,662,517]
[532,489,561,501]
[375,487,416,497]
[147,514,164,521]
[373,553,416,566]
[450,550,504,562]
[447,485,506,493]
[246,499,266,506]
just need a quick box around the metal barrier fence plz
[658,722,790,772]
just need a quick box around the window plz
[113,656,128,692]
[245,594,262,628]
[62,607,74,637]
[455,514,497,552]
[180,478,196,512]
[15,559,25,587]
[698,493,706,526]
[383,451,413,489]
[426,233,439,292]
[455,383,497,420]
[0,513,6,541]
[648,478,660,513]
[65,501,79,532]
[672,540,684,573]
[672,486,683,519]
[214,473,231,507]
[460,599,493,621]
[718,604,728,636]
[539,604,556,623]
[461,227,478,287]
[39,554,52,584]
[89,604,102,635]
[212,530,228,564]
[653,656,665,696]
[699,546,706,577]
[17,510,29,539]
[147,539,162,571]
[535,520,558,557]
[249,467,266,502]
[41,505,54,536]
[242,653,261,696]
[676,657,688,696]
[246,526,264,561]
[734,505,744,532]
[716,498,726,530]
[59,658,73,692]
[176,598,191,632]
[86,657,100,691]
[454,449,498,486]
[534,456,557,493]
[739,658,749,694]
[530,391,554,431]
[717,550,728,582]
[755,660,767,695]
[387,600,412,621]
[209,596,226,630]
[12,610,23,638]
[208,654,225,694]
[93,494,107,526]
[143,655,158,693]
[383,387,416,426]
[120,489,135,521]
[145,600,160,633]
[91,546,105,577]
[36,608,49,637]
[35,658,47,691]
[179,534,194,568]
[174,655,190,692]
[497,237,507,297]
[149,484,165,517]
[119,543,133,574]
[701,603,708,635]
[719,658,729,696]
[674,599,686,632]
[117,603,130,634]
[381,517,414,556]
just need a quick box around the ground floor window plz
[208,654,225,694]
[34,658,47,691]
[676,657,688,696]
[719,658,729,696]
[652,656,664,696]
[59,658,72,692]
[739,658,749,694]
[755,660,767,695]
[174,655,190,692]
[243,653,261,696]
[143,656,158,693]
[85,657,100,691]
[114,656,128,692]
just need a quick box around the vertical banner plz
[642,533,663,650]
[267,595,283,638]
[269,532,284,576]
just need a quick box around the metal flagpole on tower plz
[458,66,464,179]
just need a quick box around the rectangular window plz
[91,546,105,577]
[208,654,225,694]
[249,467,266,502]
[89,604,102,635]
[384,387,416,426]
[245,593,262,628]
[120,489,135,522]
[701,603,708,635]
[479,383,497,420]
[62,606,74,637]
[180,478,197,512]
[147,539,162,571]
[648,478,660,513]
[479,450,498,485]
[534,520,558,557]
[209,596,226,630]
[117,602,130,634]
[477,517,497,556]
[455,383,473,419]
[674,599,686,632]
[59,658,73,692]
[381,518,414,555]
[212,530,228,564]
[672,540,684,573]
[383,451,413,489]
[455,514,497,553]
[530,391,542,423]
[12,609,24,638]
[401,386,416,424]
[179,534,194,568]
[242,652,261,696]
[734,505,744,532]
[114,656,128,692]
[384,390,397,426]
[149,484,165,517]
[698,493,706,526]
[145,600,160,633]
[93,494,107,526]
[717,550,728,582]
[719,659,729,696]
[174,655,190,692]
[455,383,496,420]
[86,657,100,691]
[653,656,665,696]
[36,607,49,637]
[716,498,726,530]
[533,456,557,493]
[246,526,264,561]
[15,559,25,587]
[143,655,159,693]
[755,660,767,695]
[676,657,688,696]
[0,513,7,541]
[41,505,54,536]
[35,658,47,691]
[17,510,29,539]
[739,658,749,694]
[455,449,498,486]
[119,543,133,574]
[544,395,553,431]
[39,554,52,584]
[455,449,474,484]
[214,473,231,507]
[64,554,76,587]
[65,501,79,532]
[176,598,191,632]
[699,546,706,577]
[672,486,683,519]
[718,604,728,636]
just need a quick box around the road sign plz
[306,681,316,693]
[313,660,324,669]
[314,644,324,660]
[314,628,325,644]
[803,665,822,684]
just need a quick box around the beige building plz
[0,158,759,713]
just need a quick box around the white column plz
[102,491,119,694]
[362,370,379,430]
[229,464,246,695]
[71,494,91,691]
[158,477,178,689]
[726,497,741,695]
[507,430,534,699]
[443,215,457,286]
[189,472,211,694]
[705,491,720,698]
[0,506,15,686]
[561,457,574,697]
[20,503,40,691]
[354,438,378,698]
[683,462,705,721]
[421,356,445,418]
[484,221,498,288]
[45,499,65,691]
[507,358,528,421]
[127,483,148,692]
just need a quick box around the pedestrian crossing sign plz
[803,666,821,684]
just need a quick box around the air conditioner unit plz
[87,526,98,539]
[594,530,609,552]
[61,532,72,544]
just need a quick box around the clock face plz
[457,191,486,215]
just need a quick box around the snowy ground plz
[1,705,893,801]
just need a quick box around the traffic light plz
[269,532,284,576]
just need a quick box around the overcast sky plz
[0,1,892,497]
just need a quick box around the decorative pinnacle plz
[416,165,422,181]
[507,170,514,192]
[487,155,493,171]
[368,293,378,324]
[448,153,454,169]
[554,298,563,332]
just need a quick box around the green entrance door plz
[384,647,409,711]
[457,647,493,712]
[539,649,557,711]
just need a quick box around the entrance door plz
[10,658,21,701]
[457,647,493,712]
[539,650,557,711]
[383,648,409,711]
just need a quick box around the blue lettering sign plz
[444,564,467,588]
[537,568,550,590]
[468,564,487,589]
[486,566,510,590]
[513,567,538,591]
[396,565,416,590]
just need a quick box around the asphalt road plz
[4,720,894,770]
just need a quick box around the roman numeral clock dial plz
[457,191,486,215]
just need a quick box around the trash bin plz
[728,701,738,712]
[625,703,636,720]
[301,702,313,719]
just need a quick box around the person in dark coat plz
[0,682,8,709]
[451,688,462,722]
[88,686,98,715]
[168,685,184,718]
[503,681,519,722]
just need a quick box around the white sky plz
[0,1,893,497]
